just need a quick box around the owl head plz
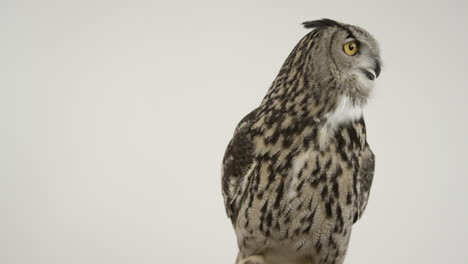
[301,19,382,104]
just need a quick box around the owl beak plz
[361,68,377,80]
[374,60,381,78]
[361,60,381,81]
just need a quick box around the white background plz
[1,0,467,263]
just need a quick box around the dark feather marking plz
[332,182,339,198]
[325,201,333,218]
[321,185,329,200]
[274,178,285,209]
[302,18,355,38]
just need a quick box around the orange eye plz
[343,41,358,56]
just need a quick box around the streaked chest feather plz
[318,96,363,149]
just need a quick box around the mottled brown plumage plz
[222,19,381,264]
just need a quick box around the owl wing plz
[222,109,258,223]
[354,143,375,223]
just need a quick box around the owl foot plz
[238,255,265,264]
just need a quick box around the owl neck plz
[258,59,343,121]
[255,56,367,149]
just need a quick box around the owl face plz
[329,25,381,92]
[303,19,382,102]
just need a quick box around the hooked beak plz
[361,60,381,81]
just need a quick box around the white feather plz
[318,96,363,149]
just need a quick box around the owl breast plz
[234,119,367,263]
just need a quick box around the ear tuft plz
[302,18,342,29]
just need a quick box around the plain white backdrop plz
[1,0,467,263]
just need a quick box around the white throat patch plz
[318,96,363,149]
[326,96,363,128]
